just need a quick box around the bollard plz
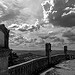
[64,46,68,60]
[45,43,52,65]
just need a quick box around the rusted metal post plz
[48,43,52,65]
[64,46,67,60]
[45,43,52,65]
[45,43,48,56]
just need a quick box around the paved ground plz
[40,59,75,75]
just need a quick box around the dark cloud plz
[63,30,75,42]
[2,0,75,27]
[0,9,19,22]
[43,2,51,11]
[18,25,40,32]
[24,39,33,43]
[44,0,75,27]
[35,38,45,45]
[14,35,24,45]
[53,37,64,42]
[39,35,49,39]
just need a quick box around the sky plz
[0,0,75,50]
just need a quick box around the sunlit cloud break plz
[41,0,54,23]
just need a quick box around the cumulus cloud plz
[62,29,75,42]
[8,20,41,32]
[4,0,75,49]
[13,35,24,45]
[0,1,8,14]
[24,38,33,43]
[2,0,75,28]
[9,31,15,38]
[39,34,49,39]
[42,0,75,27]
[18,0,44,24]
[35,38,45,45]
[0,0,44,24]
[8,24,19,30]
[0,9,20,22]
[52,37,64,42]
[0,1,20,23]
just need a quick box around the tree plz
[8,51,18,66]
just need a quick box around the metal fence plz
[8,54,75,75]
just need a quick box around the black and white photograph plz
[0,0,75,75]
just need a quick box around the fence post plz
[64,46,67,60]
[45,43,52,65]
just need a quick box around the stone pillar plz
[0,24,10,75]
[64,46,68,60]
[0,49,10,75]
[45,43,52,65]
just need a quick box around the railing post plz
[45,43,52,65]
[64,46,68,60]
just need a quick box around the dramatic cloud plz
[43,0,75,27]
[39,34,49,39]
[62,29,75,42]
[2,0,75,50]
[52,37,64,42]
[35,38,45,45]
[0,1,20,23]
[8,20,40,32]
[9,31,16,38]
[0,0,45,25]
[0,10,19,22]
[1,0,75,27]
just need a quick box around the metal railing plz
[8,54,75,75]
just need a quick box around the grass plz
[10,49,75,66]
[13,49,75,57]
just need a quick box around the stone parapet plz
[0,49,11,75]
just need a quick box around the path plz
[40,59,75,75]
